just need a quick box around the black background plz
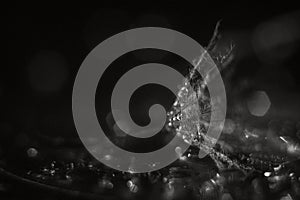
[4,2,300,140]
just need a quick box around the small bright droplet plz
[264,172,272,177]
[104,154,112,160]
[127,180,138,193]
[179,156,187,161]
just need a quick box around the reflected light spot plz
[247,91,271,117]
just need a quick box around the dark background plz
[4,2,300,141]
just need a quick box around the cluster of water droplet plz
[166,51,300,178]
[167,55,212,150]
